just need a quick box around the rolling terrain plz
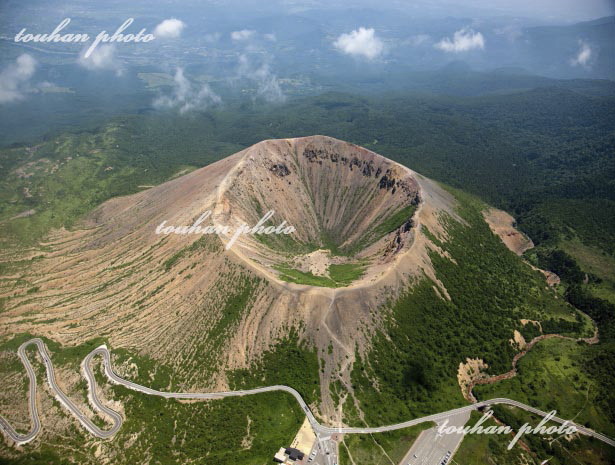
[0,135,611,464]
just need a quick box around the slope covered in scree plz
[214,136,422,287]
[0,136,570,425]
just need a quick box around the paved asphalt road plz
[399,410,470,465]
[2,338,615,452]
[308,435,338,465]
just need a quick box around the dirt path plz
[466,326,599,403]
[469,209,599,402]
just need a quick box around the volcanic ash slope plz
[0,136,461,418]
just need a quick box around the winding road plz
[1,338,614,450]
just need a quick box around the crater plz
[213,136,422,288]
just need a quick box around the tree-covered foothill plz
[349,190,583,426]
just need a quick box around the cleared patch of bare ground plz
[482,208,533,256]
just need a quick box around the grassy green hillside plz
[454,410,535,465]
[348,189,591,426]
[0,334,304,465]
[339,423,433,465]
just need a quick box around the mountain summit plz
[2,136,544,423]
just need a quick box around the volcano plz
[0,136,476,421]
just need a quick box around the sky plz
[0,0,613,109]
[445,0,615,21]
[1,0,613,27]
[288,0,615,22]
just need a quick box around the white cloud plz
[0,54,37,104]
[237,54,285,103]
[153,68,221,114]
[570,40,592,67]
[435,28,485,53]
[231,29,256,41]
[333,27,384,60]
[79,44,122,75]
[229,31,285,103]
[154,18,185,39]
